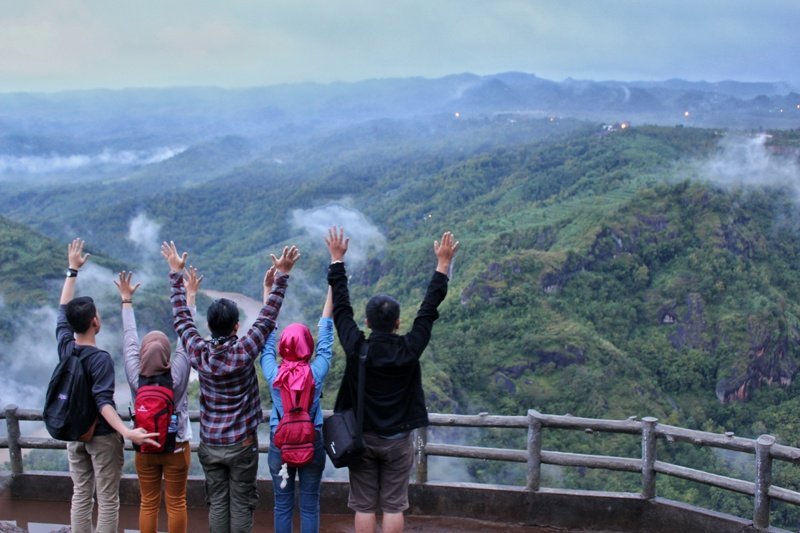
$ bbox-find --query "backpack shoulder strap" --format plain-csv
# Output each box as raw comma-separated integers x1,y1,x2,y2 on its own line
74,346,102,383
355,341,368,428
75,345,102,362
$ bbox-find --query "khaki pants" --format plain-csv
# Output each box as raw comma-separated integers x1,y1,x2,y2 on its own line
67,432,124,533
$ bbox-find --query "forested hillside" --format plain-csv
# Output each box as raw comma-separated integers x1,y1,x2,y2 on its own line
3,113,800,523
4,123,800,436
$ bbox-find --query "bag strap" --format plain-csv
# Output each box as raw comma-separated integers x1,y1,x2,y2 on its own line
74,346,100,383
355,341,368,437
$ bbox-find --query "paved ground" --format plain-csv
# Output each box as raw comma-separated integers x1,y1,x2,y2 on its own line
0,497,568,532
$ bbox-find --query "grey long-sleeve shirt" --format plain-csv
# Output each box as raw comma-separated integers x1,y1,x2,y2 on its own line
122,306,193,442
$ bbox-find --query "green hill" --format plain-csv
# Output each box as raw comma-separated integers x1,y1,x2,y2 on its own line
4,121,800,523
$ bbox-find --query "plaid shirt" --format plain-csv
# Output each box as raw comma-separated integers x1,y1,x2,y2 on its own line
169,270,288,445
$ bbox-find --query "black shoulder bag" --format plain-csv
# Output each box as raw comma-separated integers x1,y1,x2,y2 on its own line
323,341,367,468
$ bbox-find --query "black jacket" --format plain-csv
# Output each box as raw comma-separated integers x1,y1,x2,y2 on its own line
328,262,449,436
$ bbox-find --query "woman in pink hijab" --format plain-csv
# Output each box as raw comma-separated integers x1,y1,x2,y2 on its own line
261,269,334,533
116,267,203,533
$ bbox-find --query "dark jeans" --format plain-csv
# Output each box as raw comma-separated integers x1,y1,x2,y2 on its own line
198,436,260,533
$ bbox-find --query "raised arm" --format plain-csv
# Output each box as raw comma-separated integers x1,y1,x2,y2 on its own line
115,271,142,394
259,331,278,382
312,286,335,382
403,231,459,357
162,240,188,274
237,246,301,361
171,266,203,398
262,265,276,305
325,226,362,357
60,238,91,305
322,286,333,319
161,241,206,367
185,265,204,308
56,239,92,354
325,226,349,264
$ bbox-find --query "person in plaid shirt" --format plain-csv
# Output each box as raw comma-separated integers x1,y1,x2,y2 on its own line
161,240,300,532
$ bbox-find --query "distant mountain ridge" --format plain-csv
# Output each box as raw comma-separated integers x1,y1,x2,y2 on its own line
0,72,797,160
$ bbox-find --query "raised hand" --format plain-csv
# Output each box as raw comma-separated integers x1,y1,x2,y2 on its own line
67,238,91,270
434,231,460,275
271,245,301,275
161,241,188,273
184,266,204,307
325,226,349,262
262,265,277,304
114,271,141,302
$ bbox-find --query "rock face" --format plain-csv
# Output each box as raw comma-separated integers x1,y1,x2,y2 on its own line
460,260,524,306
459,194,800,408
492,346,587,395
668,293,709,351
716,323,799,403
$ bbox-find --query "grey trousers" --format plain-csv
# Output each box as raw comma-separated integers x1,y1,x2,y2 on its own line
67,432,124,533
198,436,260,533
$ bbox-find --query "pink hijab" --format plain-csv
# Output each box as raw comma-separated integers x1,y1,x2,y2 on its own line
272,323,315,393
140,331,171,377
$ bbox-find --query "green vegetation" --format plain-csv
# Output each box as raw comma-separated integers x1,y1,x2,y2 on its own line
3,120,800,526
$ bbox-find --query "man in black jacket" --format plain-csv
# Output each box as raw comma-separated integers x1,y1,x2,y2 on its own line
325,226,459,533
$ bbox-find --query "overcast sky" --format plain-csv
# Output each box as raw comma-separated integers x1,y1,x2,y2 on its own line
1,0,797,93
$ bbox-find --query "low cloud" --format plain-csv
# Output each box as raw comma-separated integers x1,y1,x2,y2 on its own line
128,213,162,257
696,133,800,192
0,263,129,412
0,146,185,175
289,203,386,268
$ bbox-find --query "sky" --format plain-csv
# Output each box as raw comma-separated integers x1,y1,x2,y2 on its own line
0,0,798,93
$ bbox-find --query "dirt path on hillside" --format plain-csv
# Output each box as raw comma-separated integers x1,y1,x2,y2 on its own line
202,289,263,331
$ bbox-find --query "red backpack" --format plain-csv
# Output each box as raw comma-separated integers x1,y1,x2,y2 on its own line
133,373,176,453
273,380,316,467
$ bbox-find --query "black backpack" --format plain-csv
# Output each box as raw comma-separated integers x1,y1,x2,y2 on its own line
43,346,100,442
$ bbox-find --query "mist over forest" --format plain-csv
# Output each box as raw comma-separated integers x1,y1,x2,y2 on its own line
2,71,800,524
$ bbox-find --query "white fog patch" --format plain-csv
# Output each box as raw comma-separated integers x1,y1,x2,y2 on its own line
128,213,162,256
77,263,119,302
124,213,162,282
0,146,186,174
1,306,59,392
0,281,129,411
290,203,386,268
696,133,800,191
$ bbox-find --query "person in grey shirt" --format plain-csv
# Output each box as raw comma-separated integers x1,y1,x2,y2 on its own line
117,266,202,533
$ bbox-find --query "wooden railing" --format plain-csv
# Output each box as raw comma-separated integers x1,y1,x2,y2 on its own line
4,405,800,530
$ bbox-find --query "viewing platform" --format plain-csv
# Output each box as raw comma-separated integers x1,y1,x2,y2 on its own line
3,406,799,532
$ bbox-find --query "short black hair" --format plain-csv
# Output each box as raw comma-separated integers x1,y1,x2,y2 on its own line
365,294,400,333
66,296,97,334
207,298,240,338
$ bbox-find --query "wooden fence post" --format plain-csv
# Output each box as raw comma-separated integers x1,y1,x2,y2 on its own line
754,434,775,530
641,417,658,500
527,410,542,491
4,404,23,475
415,426,428,484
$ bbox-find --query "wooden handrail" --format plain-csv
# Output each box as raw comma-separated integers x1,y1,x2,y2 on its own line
5,404,800,530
